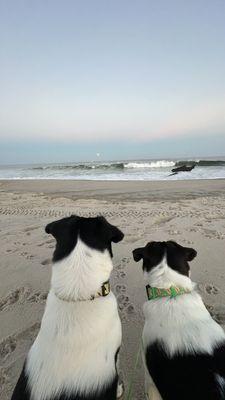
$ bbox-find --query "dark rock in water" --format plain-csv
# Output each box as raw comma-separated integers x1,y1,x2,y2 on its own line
171,164,196,173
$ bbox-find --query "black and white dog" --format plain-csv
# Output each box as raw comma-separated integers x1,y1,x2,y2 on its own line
12,215,124,400
133,240,225,400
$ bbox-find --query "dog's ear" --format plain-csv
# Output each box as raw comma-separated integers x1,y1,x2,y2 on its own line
184,247,197,261
45,216,77,240
45,216,80,262
132,247,144,262
110,225,124,243
45,219,67,240
99,217,124,243
45,220,59,237
167,241,197,262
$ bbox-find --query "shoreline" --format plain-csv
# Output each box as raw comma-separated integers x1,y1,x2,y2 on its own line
1,178,225,201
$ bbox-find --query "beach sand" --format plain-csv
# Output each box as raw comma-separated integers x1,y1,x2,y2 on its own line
1,179,225,399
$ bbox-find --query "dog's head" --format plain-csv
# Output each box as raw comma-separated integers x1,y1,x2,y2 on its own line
46,215,124,262
133,240,197,277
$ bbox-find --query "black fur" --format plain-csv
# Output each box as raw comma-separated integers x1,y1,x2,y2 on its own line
133,240,197,276
11,365,29,400
11,216,123,400
11,364,118,400
146,341,225,400
45,215,124,261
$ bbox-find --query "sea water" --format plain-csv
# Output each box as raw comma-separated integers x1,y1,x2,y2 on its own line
0,158,225,181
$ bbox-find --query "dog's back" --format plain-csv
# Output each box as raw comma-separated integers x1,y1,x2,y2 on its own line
12,216,124,400
12,291,121,400
144,294,225,400
133,240,225,400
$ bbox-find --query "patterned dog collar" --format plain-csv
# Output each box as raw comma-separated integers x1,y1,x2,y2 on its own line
146,285,191,301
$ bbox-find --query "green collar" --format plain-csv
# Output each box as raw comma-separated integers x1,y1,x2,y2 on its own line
146,285,191,301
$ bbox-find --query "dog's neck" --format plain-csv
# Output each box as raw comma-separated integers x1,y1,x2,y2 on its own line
142,258,225,357
143,257,194,291
51,238,113,301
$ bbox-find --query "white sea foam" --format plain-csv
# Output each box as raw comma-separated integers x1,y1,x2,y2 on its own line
124,160,175,169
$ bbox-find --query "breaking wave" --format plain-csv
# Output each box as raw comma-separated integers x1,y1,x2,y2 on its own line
32,163,125,171
31,159,225,172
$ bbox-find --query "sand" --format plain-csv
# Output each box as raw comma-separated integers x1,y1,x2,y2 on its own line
0,179,225,400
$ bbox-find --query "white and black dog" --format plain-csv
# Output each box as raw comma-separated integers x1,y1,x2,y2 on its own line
12,215,124,400
133,240,225,400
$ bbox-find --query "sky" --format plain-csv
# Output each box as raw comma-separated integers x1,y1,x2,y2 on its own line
0,0,225,164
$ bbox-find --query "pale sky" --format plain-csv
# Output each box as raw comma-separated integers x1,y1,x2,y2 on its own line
1,0,225,163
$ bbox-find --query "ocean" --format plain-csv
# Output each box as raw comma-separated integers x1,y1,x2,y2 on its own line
0,158,225,181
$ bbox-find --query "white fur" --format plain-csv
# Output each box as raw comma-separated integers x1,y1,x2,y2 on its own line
52,238,114,301
143,258,225,356
143,258,193,292
142,258,225,398
26,238,122,400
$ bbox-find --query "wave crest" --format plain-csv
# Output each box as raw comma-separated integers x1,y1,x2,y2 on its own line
31,159,225,173
125,160,175,168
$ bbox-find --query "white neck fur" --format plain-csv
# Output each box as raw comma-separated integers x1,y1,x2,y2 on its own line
51,237,113,301
143,257,194,291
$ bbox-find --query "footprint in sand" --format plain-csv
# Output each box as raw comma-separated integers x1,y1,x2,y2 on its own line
206,305,225,325
0,366,9,388
116,257,130,270
126,304,135,314
117,294,130,310
181,239,194,245
41,258,52,266
117,271,126,279
24,226,40,233
0,287,47,312
27,291,48,303
38,239,55,247
6,249,14,253
0,287,31,311
205,284,219,295
0,323,41,363
168,229,181,236
115,258,130,279
115,284,126,295
19,251,35,260
0,337,17,362
0,322,41,395
115,285,135,317
119,295,135,314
